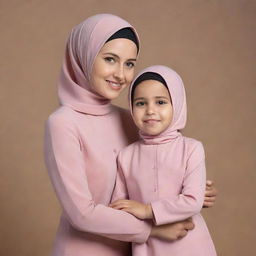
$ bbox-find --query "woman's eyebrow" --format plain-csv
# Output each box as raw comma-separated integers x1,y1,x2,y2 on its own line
102,52,137,61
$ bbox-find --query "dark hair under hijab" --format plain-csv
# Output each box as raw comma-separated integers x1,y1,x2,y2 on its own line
131,72,169,101
105,27,139,51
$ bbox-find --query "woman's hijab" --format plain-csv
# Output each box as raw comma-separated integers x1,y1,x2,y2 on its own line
58,14,139,115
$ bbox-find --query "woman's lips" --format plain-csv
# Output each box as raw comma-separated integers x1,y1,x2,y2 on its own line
106,80,122,90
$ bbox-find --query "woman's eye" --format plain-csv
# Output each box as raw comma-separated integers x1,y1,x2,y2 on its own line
104,57,115,63
126,62,135,68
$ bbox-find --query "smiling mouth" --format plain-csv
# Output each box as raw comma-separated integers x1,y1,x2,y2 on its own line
106,80,123,90
143,119,160,125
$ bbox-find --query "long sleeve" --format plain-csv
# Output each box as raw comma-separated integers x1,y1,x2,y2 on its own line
44,113,151,243
151,142,206,226
111,157,129,203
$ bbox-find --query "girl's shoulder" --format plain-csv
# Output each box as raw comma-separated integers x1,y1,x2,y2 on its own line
118,140,140,162
181,137,205,171
182,136,205,159
183,136,203,147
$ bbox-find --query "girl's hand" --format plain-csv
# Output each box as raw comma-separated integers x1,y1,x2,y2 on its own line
203,180,218,208
151,218,195,241
110,199,153,219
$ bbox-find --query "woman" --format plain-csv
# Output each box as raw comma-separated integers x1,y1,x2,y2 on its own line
44,14,217,256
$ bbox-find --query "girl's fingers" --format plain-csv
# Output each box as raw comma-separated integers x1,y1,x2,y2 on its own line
109,199,127,207
120,208,132,214
111,205,123,210
110,201,132,210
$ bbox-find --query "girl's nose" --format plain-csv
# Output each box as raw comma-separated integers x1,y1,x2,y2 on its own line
146,103,155,115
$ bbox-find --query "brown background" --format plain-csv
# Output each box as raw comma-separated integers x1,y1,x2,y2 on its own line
1,0,255,255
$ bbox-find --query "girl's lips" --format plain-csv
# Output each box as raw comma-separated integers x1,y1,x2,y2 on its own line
143,119,160,125
106,80,122,90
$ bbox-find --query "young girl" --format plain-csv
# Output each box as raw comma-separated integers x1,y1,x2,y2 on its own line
110,65,217,255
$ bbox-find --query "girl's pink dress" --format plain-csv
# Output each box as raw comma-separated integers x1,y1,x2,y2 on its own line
112,66,217,256
44,14,151,256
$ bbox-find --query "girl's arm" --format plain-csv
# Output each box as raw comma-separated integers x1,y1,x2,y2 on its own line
151,142,205,225
111,151,195,240
111,142,206,226
44,113,151,243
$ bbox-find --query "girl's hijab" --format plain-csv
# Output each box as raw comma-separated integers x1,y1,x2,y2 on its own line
129,65,187,144
58,14,139,115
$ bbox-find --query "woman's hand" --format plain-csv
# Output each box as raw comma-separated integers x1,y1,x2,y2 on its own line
203,180,218,208
110,199,153,219
150,218,195,241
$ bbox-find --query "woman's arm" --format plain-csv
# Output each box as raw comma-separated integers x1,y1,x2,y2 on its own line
111,156,129,203
150,218,195,241
44,113,151,243
203,180,218,208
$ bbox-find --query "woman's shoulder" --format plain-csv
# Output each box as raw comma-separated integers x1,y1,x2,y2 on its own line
111,104,130,116
46,106,78,128
112,104,139,143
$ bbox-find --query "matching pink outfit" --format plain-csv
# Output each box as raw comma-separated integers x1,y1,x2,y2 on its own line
44,14,151,256
112,66,217,256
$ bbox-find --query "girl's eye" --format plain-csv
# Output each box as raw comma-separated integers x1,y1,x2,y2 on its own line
126,62,135,68
104,57,115,63
157,100,167,105
134,101,145,107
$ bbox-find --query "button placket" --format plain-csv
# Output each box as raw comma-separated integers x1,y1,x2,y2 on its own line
153,145,158,194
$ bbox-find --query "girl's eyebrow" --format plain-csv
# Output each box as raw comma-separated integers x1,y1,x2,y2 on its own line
102,52,137,62
134,96,170,101
155,96,170,100
133,97,145,101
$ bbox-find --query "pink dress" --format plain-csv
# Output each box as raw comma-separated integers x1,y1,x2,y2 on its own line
112,65,217,256
45,105,150,256
44,14,151,256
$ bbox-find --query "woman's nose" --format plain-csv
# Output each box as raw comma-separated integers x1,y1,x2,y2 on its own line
114,65,125,81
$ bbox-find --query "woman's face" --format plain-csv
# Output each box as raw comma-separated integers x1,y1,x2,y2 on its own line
132,80,173,136
91,38,137,100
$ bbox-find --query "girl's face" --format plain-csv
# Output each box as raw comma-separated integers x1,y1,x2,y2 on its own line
91,38,137,100
132,80,173,136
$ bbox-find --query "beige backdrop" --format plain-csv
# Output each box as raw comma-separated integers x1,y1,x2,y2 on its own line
1,0,255,255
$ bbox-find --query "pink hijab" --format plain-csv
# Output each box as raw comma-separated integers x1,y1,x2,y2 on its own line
129,65,187,144
58,14,139,115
